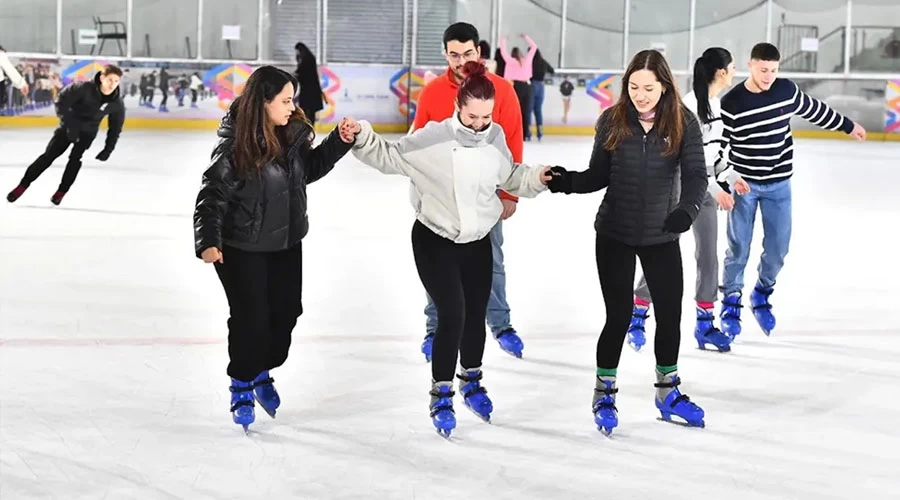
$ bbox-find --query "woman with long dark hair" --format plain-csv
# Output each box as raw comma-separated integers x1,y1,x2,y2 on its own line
628,47,750,354
193,65,354,432
293,42,324,126
345,61,551,438
547,50,709,435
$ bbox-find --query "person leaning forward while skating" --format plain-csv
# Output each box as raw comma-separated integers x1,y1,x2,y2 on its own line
344,61,552,437
412,21,527,361
6,65,125,206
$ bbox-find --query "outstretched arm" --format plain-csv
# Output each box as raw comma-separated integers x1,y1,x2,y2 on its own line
791,80,858,135
299,125,354,184
351,120,417,177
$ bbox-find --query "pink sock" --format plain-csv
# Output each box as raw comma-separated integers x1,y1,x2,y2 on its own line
696,301,714,310
634,297,651,307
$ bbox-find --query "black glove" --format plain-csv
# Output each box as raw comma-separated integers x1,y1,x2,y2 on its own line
547,166,572,193
663,208,692,233
95,148,112,161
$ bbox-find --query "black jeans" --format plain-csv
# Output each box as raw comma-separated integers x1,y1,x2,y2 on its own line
595,233,683,369
411,221,492,383
20,127,96,192
214,243,304,382
512,80,533,139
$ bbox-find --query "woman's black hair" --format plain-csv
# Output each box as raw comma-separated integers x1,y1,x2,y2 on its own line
692,47,733,124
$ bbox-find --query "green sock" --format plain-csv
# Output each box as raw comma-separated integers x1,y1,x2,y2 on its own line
596,367,618,377
656,364,678,375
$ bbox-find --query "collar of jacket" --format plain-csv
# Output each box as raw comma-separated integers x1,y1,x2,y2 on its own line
449,113,493,147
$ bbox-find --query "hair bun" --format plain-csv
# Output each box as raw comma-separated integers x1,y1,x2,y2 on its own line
461,60,487,79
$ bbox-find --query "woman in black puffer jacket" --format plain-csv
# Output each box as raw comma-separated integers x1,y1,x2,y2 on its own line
193,65,354,432
547,50,708,435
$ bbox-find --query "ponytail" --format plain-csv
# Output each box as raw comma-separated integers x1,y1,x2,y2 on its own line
692,57,712,124
692,47,733,125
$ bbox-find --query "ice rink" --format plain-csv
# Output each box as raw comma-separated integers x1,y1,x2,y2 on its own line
1,127,898,499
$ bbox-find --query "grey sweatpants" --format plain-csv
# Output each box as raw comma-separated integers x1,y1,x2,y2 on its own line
635,191,719,304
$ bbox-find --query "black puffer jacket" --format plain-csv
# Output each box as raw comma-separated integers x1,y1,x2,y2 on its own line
193,111,352,257
55,71,126,150
551,104,707,246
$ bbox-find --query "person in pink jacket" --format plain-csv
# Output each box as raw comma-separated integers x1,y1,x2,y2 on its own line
499,33,537,139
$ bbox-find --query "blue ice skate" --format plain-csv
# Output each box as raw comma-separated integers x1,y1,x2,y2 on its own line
421,332,434,362
429,383,456,438
495,328,524,358
252,370,280,418
229,378,256,433
457,369,493,423
592,378,618,435
627,304,650,352
422,332,434,363
654,374,705,428
750,283,776,335
694,307,732,352
720,292,743,338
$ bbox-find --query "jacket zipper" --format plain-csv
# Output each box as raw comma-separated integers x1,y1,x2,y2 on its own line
637,133,648,245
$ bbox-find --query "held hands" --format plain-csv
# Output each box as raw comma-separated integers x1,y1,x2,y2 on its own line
201,247,223,264
715,191,735,211
545,166,572,193
338,117,361,144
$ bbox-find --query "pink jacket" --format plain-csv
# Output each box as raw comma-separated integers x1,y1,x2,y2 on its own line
499,35,538,82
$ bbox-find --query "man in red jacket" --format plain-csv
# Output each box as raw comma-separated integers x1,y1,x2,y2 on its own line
411,22,526,362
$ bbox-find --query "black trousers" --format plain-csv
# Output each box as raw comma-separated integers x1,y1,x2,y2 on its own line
512,80,533,139
595,233,683,369
411,221,492,383
214,243,304,382
20,127,96,192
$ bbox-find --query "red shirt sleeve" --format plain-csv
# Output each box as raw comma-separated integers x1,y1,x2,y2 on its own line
412,84,434,131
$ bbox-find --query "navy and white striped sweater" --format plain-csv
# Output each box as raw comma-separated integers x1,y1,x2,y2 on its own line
720,78,855,183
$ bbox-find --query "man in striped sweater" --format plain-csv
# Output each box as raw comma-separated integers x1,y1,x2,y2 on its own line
718,42,866,337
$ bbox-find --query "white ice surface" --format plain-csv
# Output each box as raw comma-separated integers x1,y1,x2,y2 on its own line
0,128,898,500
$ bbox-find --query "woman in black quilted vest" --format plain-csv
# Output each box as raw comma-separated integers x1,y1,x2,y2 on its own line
547,49,708,435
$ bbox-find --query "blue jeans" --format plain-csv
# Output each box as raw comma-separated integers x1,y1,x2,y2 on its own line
530,80,545,137
722,179,792,294
425,222,511,336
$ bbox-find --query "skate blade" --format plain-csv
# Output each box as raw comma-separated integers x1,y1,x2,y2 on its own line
464,404,492,423
696,342,731,353
656,416,705,429
627,341,643,352
253,394,277,418
435,428,453,439
598,426,615,437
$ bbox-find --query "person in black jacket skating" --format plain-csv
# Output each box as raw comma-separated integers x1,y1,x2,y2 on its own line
547,50,709,435
193,65,355,432
6,65,125,206
293,42,323,126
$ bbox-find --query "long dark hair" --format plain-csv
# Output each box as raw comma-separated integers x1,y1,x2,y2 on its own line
692,47,732,124
604,49,684,157
232,65,307,177
294,42,316,71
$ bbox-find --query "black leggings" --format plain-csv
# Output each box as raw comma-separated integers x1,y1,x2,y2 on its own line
411,220,492,383
214,243,304,382
595,233,683,369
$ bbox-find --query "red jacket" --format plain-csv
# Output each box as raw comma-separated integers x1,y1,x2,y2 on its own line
412,67,524,201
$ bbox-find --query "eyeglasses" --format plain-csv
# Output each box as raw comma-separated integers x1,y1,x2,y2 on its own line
446,50,478,62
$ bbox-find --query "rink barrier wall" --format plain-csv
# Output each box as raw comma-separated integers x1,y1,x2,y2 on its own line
1,117,897,141
1,60,899,140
